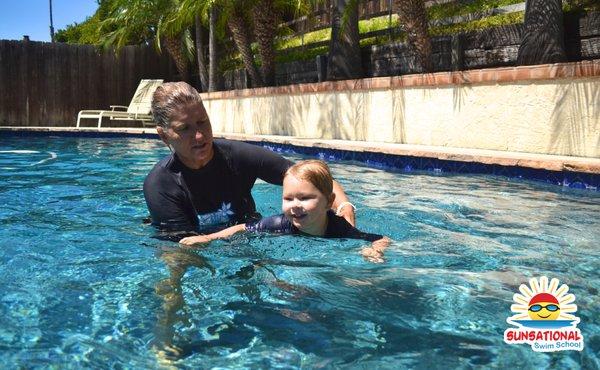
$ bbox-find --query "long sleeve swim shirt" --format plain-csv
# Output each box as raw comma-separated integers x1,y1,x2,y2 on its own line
144,139,293,234
245,210,383,242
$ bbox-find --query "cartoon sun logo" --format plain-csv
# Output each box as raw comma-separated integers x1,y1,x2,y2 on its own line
507,276,578,328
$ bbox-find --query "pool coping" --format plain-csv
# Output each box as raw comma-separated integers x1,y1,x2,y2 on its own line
199,60,600,100
2,126,599,175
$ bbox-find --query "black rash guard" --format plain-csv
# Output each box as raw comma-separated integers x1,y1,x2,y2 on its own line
144,139,293,233
245,210,383,242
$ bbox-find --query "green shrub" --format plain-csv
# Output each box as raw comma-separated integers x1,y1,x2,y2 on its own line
276,45,329,63
276,28,331,50
427,0,524,20
359,15,399,33
429,11,524,36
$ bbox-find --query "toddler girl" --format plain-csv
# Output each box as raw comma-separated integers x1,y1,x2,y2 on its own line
180,160,389,262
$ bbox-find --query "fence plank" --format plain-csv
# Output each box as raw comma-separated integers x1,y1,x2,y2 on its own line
0,40,175,127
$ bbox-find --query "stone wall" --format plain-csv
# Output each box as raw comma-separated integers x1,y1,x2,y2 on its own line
203,61,600,159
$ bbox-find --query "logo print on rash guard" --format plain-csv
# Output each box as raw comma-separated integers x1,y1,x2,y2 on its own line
198,202,235,228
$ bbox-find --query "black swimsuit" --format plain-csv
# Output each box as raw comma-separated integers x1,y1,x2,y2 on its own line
246,210,383,242
144,139,293,233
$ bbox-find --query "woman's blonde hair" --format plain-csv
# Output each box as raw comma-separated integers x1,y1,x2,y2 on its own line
151,82,203,127
284,160,333,197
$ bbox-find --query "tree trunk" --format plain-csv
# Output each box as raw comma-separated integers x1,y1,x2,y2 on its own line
227,13,264,87
252,0,279,86
195,15,209,92
208,6,220,92
164,34,189,81
395,0,433,72
517,0,566,65
327,0,362,80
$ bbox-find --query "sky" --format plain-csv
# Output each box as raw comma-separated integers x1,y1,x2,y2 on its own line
0,0,98,42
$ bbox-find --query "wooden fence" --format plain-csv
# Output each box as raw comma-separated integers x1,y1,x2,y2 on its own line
0,40,176,127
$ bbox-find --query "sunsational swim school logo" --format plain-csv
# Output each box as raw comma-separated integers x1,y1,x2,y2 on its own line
504,276,584,352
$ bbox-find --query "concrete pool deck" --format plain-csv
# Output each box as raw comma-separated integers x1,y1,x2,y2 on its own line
1,126,599,174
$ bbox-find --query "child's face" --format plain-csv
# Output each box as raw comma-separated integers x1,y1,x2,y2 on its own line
282,174,333,235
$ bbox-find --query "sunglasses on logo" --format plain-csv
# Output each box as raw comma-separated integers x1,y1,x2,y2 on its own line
528,304,559,312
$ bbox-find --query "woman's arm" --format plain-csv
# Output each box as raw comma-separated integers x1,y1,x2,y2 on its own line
360,236,391,263
179,224,246,246
332,180,356,226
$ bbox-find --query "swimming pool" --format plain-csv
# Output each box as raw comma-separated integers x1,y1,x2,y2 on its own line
0,135,598,368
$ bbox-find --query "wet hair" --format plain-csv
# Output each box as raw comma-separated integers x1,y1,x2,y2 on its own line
284,160,333,197
151,82,203,127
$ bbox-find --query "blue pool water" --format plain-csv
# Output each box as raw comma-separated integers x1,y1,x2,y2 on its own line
0,136,599,369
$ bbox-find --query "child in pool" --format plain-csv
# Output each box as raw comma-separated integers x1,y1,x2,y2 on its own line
179,160,389,262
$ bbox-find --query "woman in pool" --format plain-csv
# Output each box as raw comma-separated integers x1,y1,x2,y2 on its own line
180,160,390,262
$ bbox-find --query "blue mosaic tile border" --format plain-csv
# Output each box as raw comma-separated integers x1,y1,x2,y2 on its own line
1,129,598,192
257,142,600,192
0,129,158,139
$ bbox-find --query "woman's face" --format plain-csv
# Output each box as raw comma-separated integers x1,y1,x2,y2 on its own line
158,101,214,169
282,174,333,236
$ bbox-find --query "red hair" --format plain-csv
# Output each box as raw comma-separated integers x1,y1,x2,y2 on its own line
284,160,333,197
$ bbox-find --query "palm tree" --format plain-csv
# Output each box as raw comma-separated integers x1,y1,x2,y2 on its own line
170,0,222,90
99,0,193,81
208,5,221,92
173,0,315,88
251,0,316,86
159,31,192,82
517,0,566,65
195,15,209,91
327,0,363,80
394,0,433,72
225,1,264,87
251,0,280,86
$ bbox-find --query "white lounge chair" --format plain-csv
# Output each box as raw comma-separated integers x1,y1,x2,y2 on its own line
76,79,163,128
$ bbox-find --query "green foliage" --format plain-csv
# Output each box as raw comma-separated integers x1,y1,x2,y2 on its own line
274,0,529,54
563,0,600,12
57,0,597,75
339,0,359,33
265,9,526,68
55,0,113,44
358,15,398,34
276,27,330,49
276,14,396,51
359,33,402,48
429,11,524,36
276,45,328,63
427,0,523,20
220,54,244,71
100,0,168,50
55,23,83,43
272,8,524,60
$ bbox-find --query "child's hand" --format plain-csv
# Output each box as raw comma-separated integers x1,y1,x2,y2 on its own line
360,237,390,263
179,235,212,246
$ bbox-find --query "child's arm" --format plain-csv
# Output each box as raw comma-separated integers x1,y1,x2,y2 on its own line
179,224,247,246
360,236,391,263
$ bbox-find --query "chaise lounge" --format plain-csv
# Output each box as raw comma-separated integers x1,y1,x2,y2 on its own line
76,79,163,128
